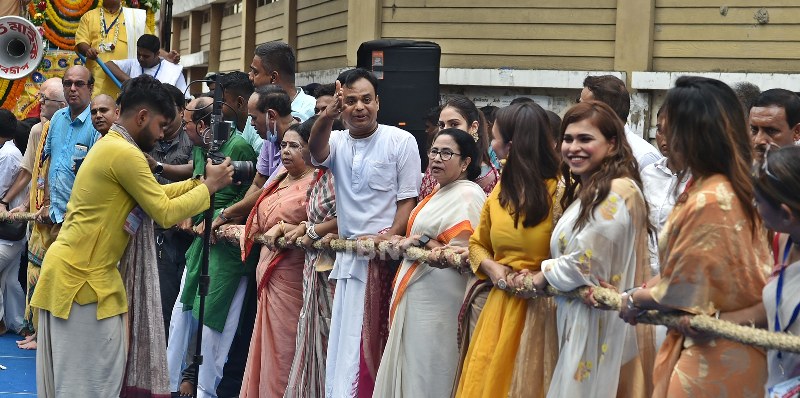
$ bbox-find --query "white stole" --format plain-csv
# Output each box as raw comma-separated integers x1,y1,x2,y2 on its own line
123,8,146,59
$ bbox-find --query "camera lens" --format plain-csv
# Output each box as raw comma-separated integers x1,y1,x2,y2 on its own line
231,160,255,184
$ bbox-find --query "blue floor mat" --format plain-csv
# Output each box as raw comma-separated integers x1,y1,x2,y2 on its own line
0,333,36,397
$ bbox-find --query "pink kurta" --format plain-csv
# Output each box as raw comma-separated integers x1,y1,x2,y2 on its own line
240,171,314,398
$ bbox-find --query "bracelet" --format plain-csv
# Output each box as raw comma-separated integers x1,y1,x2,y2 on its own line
306,222,321,240
624,287,642,311
218,207,231,223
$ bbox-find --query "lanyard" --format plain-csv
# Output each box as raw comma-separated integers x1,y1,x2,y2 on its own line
102,11,122,35
775,237,798,359
149,61,162,79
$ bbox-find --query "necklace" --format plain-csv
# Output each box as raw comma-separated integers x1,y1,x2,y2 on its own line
280,167,313,187
99,7,122,53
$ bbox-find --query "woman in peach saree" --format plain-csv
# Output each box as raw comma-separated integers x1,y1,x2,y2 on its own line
619,76,772,398
238,125,316,398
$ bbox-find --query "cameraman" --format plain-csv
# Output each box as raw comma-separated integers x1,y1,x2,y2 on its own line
166,96,258,398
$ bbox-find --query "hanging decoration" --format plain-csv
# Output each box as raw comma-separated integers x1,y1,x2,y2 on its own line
2,0,160,117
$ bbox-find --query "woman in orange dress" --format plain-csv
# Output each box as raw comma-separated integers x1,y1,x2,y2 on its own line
619,76,772,398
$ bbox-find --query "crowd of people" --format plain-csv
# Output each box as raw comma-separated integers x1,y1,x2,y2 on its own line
0,6,800,397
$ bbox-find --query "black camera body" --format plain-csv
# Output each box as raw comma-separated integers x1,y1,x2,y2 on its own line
208,115,255,184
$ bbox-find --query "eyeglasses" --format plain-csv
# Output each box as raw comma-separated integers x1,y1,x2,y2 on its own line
62,80,89,88
761,143,780,181
38,94,65,105
428,148,461,161
279,141,304,150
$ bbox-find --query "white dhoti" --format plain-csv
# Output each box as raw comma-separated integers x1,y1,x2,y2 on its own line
167,267,199,391
325,277,366,398
0,240,25,332
36,303,126,398
197,276,247,398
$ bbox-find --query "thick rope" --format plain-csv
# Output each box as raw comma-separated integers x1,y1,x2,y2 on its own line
0,212,36,222
7,211,800,354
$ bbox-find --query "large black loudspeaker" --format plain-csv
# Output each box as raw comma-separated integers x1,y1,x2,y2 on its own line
357,40,440,171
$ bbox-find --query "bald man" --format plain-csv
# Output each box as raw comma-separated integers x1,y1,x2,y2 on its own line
91,94,120,136
2,78,66,213
3,77,67,347
13,67,102,349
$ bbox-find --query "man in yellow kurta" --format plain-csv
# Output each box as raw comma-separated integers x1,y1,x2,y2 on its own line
74,0,153,98
30,75,235,397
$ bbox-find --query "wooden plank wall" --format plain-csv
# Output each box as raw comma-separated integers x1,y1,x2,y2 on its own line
653,0,800,72
296,0,347,72
220,13,243,72
179,24,190,55
200,19,211,52
255,1,285,44
380,0,617,70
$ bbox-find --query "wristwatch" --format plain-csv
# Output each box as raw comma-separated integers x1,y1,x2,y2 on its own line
417,235,431,247
154,162,164,175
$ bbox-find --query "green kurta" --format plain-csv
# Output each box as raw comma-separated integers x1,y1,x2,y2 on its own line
179,134,257,332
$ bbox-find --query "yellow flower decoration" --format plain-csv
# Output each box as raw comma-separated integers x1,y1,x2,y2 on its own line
574,361,592,381
578,249,593,274
558,232,567,253
610,274,621,284
696,193,707,209
600,195,619,220
715,183,734,211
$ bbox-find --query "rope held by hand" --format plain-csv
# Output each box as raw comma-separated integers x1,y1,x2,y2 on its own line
6,214,798,354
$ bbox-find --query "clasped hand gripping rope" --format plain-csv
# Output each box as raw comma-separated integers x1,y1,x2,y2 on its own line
4,210,799,354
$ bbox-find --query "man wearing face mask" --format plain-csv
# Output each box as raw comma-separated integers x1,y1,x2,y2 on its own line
166,97,257,398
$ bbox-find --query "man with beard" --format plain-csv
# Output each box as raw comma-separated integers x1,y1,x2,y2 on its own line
750,88,800,162
166,96,257,398
31,75,234,397
90,94,120,136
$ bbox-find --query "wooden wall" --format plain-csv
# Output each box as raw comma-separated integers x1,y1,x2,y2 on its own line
653,0,800,72
179,23,190,56
219,13,243,72
177,0,800,78
295,0,348,72
200,18,210,52
380,0,617,71
255,1,285,44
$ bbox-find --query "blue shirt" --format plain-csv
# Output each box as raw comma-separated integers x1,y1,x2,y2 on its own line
43,105,101,223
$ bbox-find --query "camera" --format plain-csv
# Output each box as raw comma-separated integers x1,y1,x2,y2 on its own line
208,117,255,184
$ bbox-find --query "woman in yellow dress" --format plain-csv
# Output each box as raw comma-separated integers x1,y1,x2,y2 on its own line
455,102,560,398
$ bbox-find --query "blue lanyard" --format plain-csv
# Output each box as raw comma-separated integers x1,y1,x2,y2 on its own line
150,61,162,79
775,237,798,359
102,11,122,35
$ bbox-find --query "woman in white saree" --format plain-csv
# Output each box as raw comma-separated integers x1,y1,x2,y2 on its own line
373,128,487,398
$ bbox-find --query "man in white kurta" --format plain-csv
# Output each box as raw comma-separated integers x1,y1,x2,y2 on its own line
309,69,421,397
107,34,189,98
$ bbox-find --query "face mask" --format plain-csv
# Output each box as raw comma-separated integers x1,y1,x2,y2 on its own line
265,113,278,144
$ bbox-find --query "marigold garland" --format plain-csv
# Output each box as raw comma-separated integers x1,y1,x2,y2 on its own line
0,80,28,112
51,0,95,18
